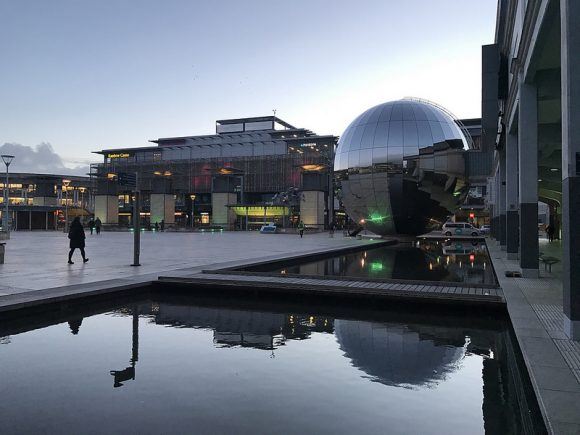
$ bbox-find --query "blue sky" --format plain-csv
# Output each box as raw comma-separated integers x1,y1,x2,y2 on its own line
0,0,497,168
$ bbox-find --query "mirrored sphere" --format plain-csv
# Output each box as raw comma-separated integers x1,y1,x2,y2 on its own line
334,99,470,235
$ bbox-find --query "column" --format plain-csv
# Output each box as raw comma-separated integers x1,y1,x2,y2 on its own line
499,148,507,249
491,168,500,241
150,194,175,225
561,0,580,339
94,195,119,224
301,191,325,229
211,192,236,229
505,132,519,259
518,79,539,278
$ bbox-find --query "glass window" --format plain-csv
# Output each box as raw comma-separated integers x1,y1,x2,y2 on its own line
373,122,389,148
378,103,393,122
390,103,403,121
372,147,388,164
387,121,403,148
402,103,415,120
387,146,404,163
339,127,356,152
349,125,365,151
440,121,457,140
429,121,445,143
416,121,433,148
366,105,383,125
348,151,360,167
422,105,439,122
403,121,418,149
412,103,429,121
358,107,375,125
360,123,377,149
359,149,373,167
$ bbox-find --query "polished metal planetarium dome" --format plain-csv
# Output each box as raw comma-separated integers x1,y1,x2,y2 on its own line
334,98,470,235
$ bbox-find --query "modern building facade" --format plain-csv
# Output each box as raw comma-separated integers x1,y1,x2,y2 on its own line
93,116,338,230
0,173,92,231
485,0,579,338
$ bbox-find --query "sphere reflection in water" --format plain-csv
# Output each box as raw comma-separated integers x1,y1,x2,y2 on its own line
335,319,465,388
334,98,471,235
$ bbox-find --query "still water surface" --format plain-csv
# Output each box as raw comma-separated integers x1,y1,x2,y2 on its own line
0,294,540,434
245,240,497,285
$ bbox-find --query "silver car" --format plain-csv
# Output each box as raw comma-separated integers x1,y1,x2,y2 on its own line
441,222,480,237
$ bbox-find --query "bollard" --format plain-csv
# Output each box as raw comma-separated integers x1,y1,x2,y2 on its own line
0,243,5,264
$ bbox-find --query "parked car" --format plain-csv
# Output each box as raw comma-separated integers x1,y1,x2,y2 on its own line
480,224,491,235
441,222,480,237
259,223,277,234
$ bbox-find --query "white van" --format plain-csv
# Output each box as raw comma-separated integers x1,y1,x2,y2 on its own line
441,222,480,237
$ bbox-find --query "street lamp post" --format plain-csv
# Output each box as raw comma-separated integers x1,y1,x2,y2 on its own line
190,194,196,229
62,179,71,232
1,155,15,233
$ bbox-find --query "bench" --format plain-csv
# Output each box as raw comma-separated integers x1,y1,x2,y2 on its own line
540,256,559,272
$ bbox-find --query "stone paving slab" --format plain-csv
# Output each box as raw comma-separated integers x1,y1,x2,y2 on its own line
488,240,580,435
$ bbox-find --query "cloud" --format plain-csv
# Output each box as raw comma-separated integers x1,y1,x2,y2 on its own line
0,142,89,176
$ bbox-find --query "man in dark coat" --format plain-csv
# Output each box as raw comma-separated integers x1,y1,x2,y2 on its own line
68,217,89,264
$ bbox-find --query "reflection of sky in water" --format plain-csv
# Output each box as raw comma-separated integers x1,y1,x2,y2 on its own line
264,240,496,285
0,299,537,434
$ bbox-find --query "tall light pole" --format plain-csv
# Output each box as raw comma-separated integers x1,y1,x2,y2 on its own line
62,179,71,232
190,194,196,229
1,155,15,233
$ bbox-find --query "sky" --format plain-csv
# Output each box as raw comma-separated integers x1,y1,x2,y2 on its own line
0,0,497,173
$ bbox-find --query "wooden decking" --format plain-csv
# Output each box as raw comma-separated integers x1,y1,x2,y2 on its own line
158,272,505,307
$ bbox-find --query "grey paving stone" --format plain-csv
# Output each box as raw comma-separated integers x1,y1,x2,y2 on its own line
550,421,580,435
530,365,580,393
519,336,569,368
540,389,580,424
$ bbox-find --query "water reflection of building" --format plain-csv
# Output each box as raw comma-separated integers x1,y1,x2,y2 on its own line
278,240,496,285
151,304,333,351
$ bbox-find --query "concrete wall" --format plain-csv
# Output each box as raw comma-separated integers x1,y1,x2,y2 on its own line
211,192,236,228
94,195,118,224
301,190,325,228
151,194,175,224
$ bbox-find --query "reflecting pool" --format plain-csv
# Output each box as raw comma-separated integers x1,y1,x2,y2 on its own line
0,293,542,434
243,240,496,285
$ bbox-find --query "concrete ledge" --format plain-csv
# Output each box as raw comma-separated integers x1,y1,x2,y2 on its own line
522,268,540,278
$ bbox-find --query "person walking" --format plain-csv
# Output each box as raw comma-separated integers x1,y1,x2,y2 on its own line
88,218,95,235
68,217,89,264
546,224,555,242
298,220,305,238
160,219,165,232
329,220,335,238
95,217,102,235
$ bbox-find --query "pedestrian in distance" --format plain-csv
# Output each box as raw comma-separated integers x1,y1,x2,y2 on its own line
298,220,305,238
68,217,89,264
95,217,102,235
88,218,95,235
329,220,335,238
546,224,555,243
160,219,165,232
154,221,159,232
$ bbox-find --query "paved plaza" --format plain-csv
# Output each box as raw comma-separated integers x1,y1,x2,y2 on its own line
0,230,373,296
